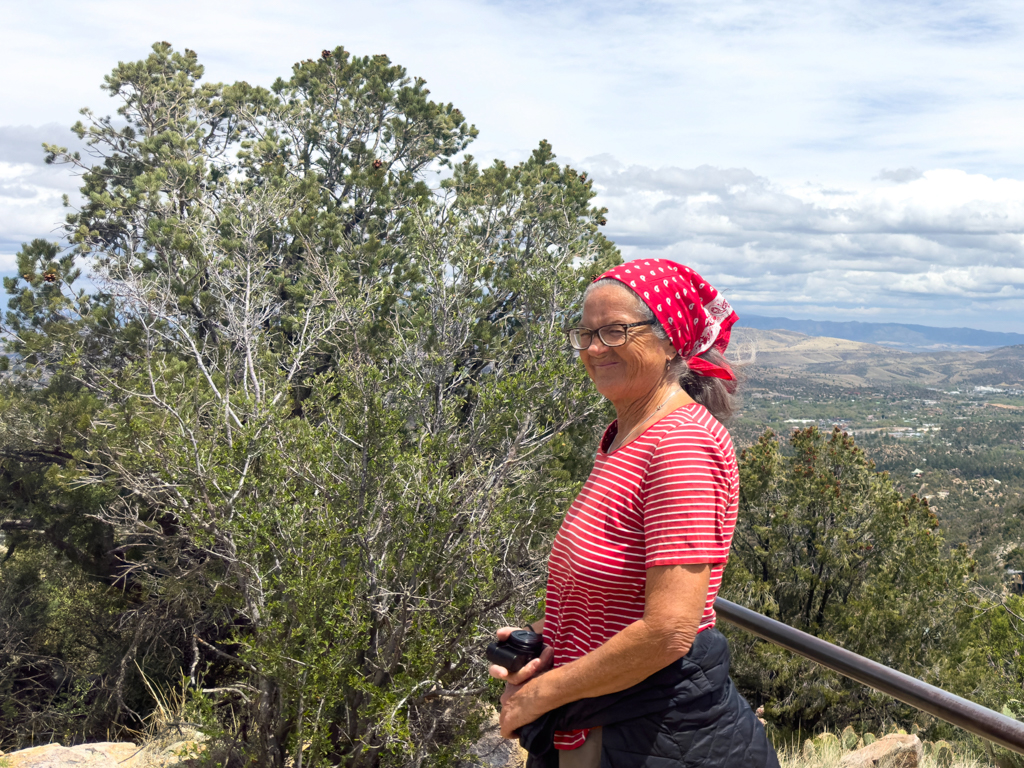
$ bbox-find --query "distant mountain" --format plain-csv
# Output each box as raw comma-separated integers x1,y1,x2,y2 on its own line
731,327,1024,388
737,314,1024,352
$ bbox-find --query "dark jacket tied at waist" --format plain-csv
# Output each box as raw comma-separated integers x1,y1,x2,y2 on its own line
518,628,780,768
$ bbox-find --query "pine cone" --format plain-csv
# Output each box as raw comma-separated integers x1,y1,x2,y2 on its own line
373,159,383,170
322,49,331,59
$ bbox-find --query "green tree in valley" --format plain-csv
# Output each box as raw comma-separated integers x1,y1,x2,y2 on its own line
722,427,974,733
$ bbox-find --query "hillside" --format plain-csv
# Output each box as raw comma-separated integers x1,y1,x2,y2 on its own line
732,328,1024,389
729,327,1024,591
739,314,1024,352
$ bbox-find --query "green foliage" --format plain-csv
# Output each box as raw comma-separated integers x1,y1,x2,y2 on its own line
840,726,858,750
1003,548,1024,572
0,42,617,766
722,427,976,732
8,40,1019,768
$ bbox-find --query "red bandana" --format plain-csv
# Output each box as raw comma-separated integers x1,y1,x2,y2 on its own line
593,259,737,380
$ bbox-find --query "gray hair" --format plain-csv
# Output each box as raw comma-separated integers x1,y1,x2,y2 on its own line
584,278,741,422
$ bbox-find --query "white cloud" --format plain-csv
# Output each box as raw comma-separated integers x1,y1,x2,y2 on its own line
0,157,80,267
3,0,1024,328
0,125,86,270
876,167,924,183
586,160,1024,331
3,0,1024,182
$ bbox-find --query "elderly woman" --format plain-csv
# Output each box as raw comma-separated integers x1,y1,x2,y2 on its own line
489,259,778,768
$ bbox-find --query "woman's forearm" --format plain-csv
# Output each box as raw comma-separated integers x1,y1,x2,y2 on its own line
510,564,710,724
524,614,695,715
499,564,710,736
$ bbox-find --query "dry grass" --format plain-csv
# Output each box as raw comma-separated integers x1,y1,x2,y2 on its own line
773,730,992,768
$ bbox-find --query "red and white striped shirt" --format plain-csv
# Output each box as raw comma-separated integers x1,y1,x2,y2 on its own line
543,403,739,750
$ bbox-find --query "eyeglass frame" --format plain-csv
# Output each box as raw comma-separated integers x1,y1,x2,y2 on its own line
564,319,656,350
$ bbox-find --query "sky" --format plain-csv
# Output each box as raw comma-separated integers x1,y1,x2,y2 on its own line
3,0,1024,330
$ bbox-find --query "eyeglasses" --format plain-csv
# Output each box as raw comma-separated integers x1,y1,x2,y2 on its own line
564,320,656,350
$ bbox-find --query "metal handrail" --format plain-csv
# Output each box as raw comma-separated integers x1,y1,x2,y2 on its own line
715,597,1024,755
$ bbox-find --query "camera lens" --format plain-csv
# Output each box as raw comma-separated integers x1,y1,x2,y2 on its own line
504,629,543,656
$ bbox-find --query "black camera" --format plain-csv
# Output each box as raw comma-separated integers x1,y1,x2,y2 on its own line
486,629,544,674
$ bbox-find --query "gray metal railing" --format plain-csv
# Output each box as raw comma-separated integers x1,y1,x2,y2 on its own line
715,597,1024,755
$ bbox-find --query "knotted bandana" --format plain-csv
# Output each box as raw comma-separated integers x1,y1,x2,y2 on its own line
593,259,737,380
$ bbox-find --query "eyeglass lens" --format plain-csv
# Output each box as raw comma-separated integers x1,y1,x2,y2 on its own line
568,325,628,350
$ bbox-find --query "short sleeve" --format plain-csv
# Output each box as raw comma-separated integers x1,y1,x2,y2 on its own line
641,424,734,568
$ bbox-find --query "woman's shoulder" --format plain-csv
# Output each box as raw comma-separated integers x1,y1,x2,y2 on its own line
659,402,727,432
650,403,734,452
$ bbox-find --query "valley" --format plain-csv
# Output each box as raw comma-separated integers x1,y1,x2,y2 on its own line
731,328,1024,589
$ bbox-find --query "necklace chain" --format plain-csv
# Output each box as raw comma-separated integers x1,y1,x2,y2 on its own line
610,389,682,453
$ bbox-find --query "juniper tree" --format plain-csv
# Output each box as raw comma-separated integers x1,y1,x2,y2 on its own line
0,42,617,766
721,427,975,734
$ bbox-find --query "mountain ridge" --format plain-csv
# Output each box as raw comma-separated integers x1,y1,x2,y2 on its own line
731,327,1024,388
737,314,1024,352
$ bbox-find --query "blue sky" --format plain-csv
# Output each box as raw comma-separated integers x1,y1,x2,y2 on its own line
3,0,1024,330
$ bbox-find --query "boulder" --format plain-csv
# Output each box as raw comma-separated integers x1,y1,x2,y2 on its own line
839,733,923,768
2,742,140,767
0,738,207,768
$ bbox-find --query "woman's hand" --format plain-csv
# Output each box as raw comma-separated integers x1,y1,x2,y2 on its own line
493,565,711,741
487,626,554,686
488,625,554,739
498,678,546,739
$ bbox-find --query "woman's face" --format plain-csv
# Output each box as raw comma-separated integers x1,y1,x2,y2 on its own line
579,283,679,405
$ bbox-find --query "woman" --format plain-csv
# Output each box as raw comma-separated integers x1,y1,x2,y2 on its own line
489,259,778,768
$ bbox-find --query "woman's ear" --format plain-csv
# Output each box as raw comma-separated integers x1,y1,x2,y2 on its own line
663,339,680,364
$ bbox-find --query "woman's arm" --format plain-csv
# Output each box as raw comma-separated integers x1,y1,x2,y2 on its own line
498,563,710,739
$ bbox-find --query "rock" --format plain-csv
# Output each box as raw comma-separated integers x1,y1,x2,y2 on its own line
0,736,210,768
133,739,208,767
839,733,923,768
2,742,140,767
460,710,528,768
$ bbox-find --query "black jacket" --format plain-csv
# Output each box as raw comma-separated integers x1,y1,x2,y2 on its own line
518,628,779,767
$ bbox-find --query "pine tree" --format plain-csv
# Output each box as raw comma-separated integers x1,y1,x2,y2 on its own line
0,42,618,766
